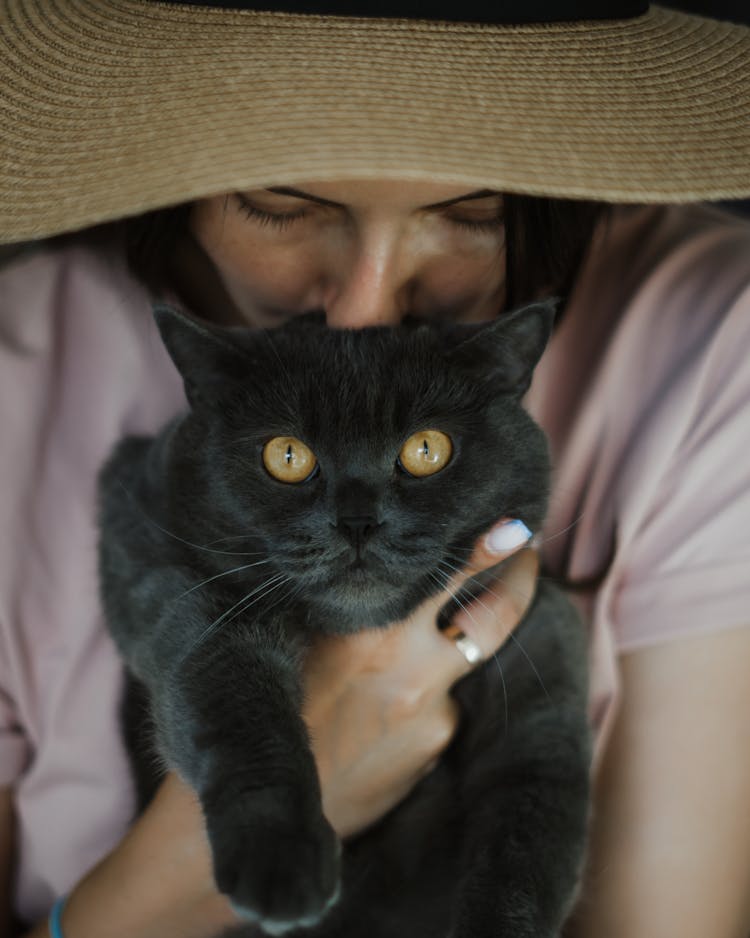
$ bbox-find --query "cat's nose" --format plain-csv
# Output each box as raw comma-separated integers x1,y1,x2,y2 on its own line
337,515,380,547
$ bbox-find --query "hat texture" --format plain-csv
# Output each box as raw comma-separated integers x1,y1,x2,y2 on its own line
2,0,750,242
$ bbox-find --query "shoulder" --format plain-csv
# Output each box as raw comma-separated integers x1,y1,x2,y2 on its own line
0,240,185,599
586,202,750,290
0,242,184,829
547,204,750,456
1,240,150,354
0,240,185,427
570,204,750,364
532,206,750,736
533,204,750,614
581,205,750,458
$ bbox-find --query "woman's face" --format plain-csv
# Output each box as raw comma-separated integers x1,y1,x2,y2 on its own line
189,180,506,329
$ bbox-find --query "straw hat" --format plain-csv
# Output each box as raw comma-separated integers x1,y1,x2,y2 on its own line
1,0,749,243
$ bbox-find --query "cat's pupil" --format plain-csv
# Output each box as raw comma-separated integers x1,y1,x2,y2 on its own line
421,440,429,457
285,445,293,464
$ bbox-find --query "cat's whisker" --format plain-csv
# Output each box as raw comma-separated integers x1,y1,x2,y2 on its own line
534,512,586,546
431,567,484,637
217,573,292,629
205,575,295,643
429,567,451,591
442,556,536,609
426,569,448,598
183,572,289,659
173,559,273,603
437,559,551,702
429,569,509,734
200,534,266,551
275,578,307,613
419,570,450,612
490,651,510,737
251,577,300,619
439,556,535,626
443,545,479,556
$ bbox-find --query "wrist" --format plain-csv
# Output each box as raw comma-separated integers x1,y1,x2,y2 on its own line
30,776,239,938
56,871,237,938
48,897,66,938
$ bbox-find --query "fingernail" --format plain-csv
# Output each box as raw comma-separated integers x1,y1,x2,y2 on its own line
484,519,533,553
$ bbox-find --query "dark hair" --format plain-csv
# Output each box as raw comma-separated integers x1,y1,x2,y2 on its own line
52,193,607,316
502,194,606,310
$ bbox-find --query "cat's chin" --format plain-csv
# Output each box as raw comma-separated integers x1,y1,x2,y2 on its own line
306,568,410,631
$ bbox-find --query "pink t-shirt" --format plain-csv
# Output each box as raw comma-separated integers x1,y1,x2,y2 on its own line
1,204,749,925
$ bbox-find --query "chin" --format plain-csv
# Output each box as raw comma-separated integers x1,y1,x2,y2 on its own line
309,569,409,632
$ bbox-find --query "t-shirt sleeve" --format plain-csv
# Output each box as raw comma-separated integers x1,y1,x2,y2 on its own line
0,250,42,788
609,277,750,652
0,672,29,786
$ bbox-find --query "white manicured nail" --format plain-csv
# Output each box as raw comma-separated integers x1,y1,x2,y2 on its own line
484,519,533,553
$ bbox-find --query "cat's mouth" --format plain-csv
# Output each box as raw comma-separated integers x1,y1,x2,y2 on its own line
347,562,395,593
342,557,384,582
326,553,398,593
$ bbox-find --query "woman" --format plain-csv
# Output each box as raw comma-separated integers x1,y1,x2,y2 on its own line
1,3,750,937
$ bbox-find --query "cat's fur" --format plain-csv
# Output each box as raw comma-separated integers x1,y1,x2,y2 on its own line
97,302,591,938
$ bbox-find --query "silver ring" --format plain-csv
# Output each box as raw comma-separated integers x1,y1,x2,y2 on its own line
440,621,484,665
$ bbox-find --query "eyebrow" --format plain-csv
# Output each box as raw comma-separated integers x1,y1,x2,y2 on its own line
264,186,500,210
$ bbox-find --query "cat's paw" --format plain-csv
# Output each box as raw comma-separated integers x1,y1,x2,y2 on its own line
210,809,342,934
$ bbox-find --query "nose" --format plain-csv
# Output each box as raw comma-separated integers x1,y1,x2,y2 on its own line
323,231,414,329
337,515,381,548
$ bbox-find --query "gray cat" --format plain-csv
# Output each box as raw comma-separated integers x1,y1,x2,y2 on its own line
97,301,590,937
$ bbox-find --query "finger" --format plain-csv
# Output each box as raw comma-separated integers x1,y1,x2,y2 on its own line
437,548,539,682
437,517,535,628
436,517,534,597
393,517,533,669
407,517,534,630
462,518,535,579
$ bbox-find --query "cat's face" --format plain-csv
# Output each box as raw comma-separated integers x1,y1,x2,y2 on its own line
155,304,553,629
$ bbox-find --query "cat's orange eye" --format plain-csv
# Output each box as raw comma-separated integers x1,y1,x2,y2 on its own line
398,430,453,478
263,436,318,484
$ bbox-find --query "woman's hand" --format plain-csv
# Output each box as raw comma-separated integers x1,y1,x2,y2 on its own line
303,519,538,839
20,773,237,938
28,520,536,938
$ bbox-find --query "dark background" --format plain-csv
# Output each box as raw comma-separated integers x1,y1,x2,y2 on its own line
662,1,748,24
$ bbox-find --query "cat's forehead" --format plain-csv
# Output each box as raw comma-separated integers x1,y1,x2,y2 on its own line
273,322,453,384
254,327,481,461
285,327,463,414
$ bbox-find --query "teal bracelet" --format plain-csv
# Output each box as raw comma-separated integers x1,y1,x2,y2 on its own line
48,896,67,938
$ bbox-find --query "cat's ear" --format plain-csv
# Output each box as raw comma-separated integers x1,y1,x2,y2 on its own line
446,299,558,396
153,304,248,407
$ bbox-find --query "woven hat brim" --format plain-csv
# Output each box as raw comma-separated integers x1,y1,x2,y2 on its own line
2,0,750,243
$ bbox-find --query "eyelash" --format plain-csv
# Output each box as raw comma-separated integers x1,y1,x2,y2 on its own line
450,215,505,233
236,197,306,230
235,194,504,234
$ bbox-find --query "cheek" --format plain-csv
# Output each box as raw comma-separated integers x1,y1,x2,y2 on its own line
425,249,505,294
416,251,506,320
405,219,507,319
190,199,323,318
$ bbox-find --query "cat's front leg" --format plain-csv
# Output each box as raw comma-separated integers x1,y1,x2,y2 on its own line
149,615,341,935
203,768,341,936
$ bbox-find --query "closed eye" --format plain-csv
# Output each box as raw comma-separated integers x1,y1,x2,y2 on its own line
236,194,307,230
